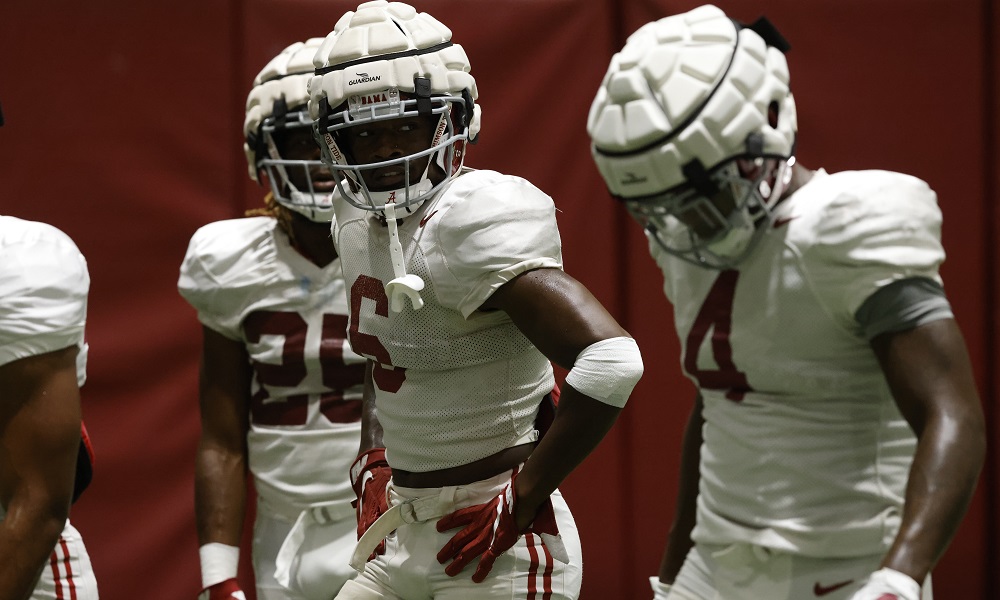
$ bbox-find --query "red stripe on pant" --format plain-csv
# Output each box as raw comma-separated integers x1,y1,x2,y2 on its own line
541,541,554,600
524,533,554,600
48,536,78,600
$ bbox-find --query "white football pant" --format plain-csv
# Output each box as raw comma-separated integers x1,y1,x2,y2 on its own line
667,542,932,600
337,471,583,599
30,520,99,600
253,509,356,600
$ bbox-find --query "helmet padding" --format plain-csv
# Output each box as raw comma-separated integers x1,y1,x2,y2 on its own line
244,38,335,223
588,4,796,200
308,1,481,215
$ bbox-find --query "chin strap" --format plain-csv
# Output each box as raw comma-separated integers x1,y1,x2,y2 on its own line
287,189,335,222
359,157,435,215
383,202,425,312
363,178,433,215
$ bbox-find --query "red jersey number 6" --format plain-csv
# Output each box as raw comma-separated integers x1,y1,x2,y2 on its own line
349,274,406,393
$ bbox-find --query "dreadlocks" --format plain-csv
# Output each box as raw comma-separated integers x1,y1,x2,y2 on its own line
245,192,297,246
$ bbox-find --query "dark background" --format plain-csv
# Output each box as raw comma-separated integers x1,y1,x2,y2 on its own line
1,1,996,598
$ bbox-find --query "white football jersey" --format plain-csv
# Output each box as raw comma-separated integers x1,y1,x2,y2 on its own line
0,216,89,385
333,169,562,472
650,170,945,558
179,217,365,520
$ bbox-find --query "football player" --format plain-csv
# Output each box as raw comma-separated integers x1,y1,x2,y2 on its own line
0,215,99,600
586,5,986,600
178,39,366,600
307,2,644,598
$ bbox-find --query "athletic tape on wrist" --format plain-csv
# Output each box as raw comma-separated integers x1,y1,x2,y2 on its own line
199,542,239,588
869,567,921,600
649,576,673,600
564,336,643,407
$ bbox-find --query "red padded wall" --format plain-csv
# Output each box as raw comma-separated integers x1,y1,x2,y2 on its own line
0,1,994,599
986,0,1000,596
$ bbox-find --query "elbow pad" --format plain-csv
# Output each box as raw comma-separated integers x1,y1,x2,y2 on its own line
564,336,643,408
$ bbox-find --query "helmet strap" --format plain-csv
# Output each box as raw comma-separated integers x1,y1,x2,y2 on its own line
414,76,433,116
681,159,719,198
383,201,425,312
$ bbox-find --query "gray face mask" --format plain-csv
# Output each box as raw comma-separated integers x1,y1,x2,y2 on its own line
260,111,336,223
628,156,795,270
318,93,470,219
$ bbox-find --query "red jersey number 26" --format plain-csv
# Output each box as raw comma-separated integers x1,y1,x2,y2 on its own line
243,311,365,425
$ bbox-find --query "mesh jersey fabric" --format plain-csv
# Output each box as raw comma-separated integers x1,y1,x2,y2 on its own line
178,216,365,519
649,169,947,557
332,168,563,472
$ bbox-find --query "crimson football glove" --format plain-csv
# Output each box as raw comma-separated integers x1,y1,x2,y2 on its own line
435,470,568,583
197,578,245,600
848,568,920,600
350,448,392,560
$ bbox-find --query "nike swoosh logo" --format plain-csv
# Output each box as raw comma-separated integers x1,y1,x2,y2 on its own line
772,215,797,228
813,579,854,596
419,210,439,227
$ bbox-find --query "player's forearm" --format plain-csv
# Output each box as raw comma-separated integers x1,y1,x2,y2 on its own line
359,361,384,452
659,397,703,583
0,500,67,600
359,415,384,454
881,409,985,583
514,386,621,526
0,547,47,600
194,444,248,546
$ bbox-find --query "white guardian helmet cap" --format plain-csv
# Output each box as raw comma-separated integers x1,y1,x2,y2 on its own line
588,4,797,269
244,38,336,223
308,0,481,217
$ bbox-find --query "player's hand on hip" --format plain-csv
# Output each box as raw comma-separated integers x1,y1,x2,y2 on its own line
350,448,392,560
198,578,246,600
435,469,568,582
848,568,921,600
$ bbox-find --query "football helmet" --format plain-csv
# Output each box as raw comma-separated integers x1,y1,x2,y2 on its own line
308,0,481,217
587,4,797,269
244,37,335,223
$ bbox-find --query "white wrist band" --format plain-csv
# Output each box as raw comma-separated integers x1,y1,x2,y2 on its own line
564,336,644,407
869,567,921,600
650,575,673,599
199,542,239,588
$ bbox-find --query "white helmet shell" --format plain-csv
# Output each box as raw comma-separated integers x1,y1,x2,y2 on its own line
307,1,482,215
308,1,480,137
244,38,324,182
244,38,335,223
587,4,796,200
